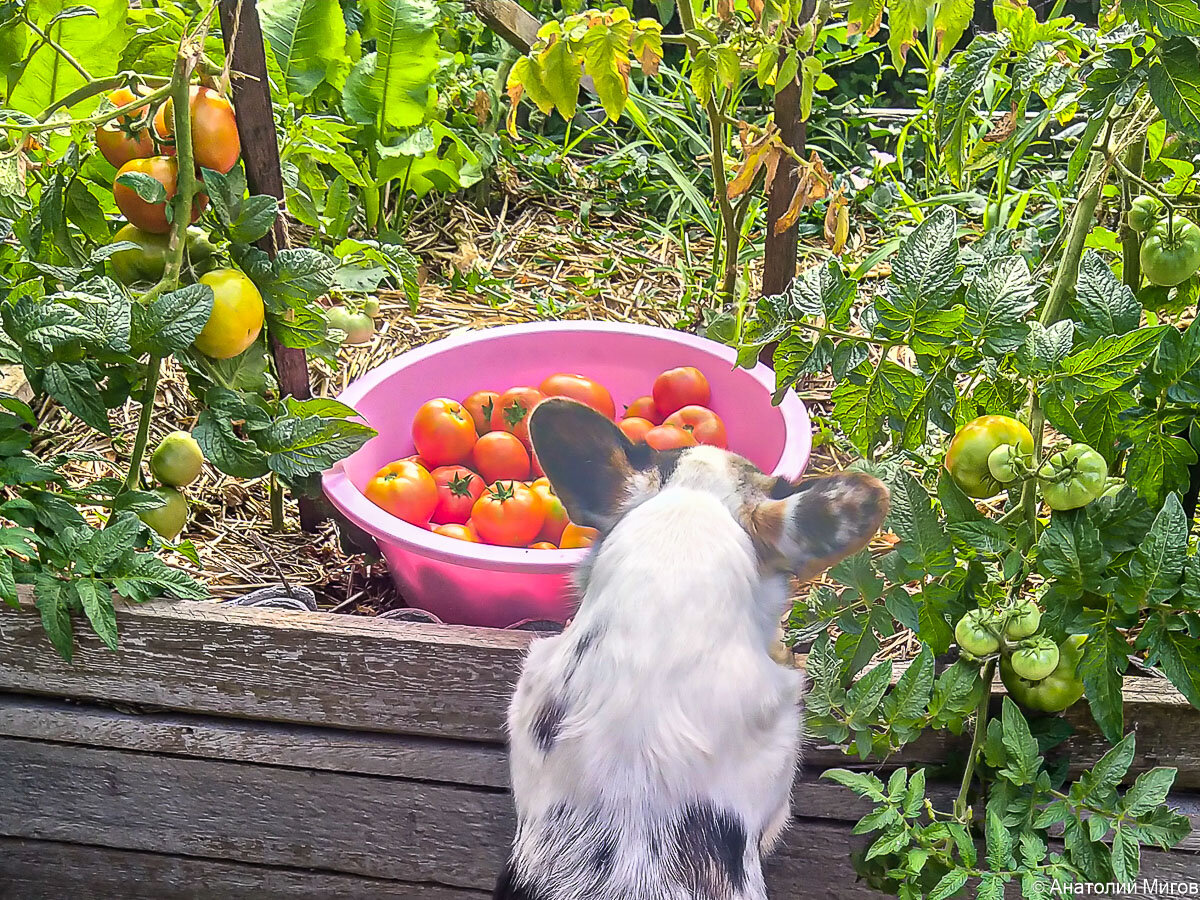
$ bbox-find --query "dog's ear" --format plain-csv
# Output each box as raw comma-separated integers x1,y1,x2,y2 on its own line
529,397,653,530
750,472,889,580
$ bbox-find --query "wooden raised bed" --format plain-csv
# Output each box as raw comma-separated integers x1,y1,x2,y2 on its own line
0,595,1196,898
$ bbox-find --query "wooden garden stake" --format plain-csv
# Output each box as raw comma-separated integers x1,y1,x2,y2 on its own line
217,0,322,532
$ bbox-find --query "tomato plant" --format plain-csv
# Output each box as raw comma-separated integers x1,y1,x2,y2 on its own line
944,415,1034,498
113,155,205,234
155,86,241,174
150,431,204,488
1037,443,1107,511
1127,195,1163,234
193,269,265,360
95,86,154,168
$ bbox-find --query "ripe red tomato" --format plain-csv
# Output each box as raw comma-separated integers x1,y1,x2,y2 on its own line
113,156,207,234
618,417,655,444
560,522,600,549
463,390,498,436
644,423,698,450
653,366,711,418
95,86,154,169
490,387,544,449
412,398,477,466
364,460,437,525
529,541,558,550
429,465,486,525
531,481,568,544
473,431,530,483
432,523,478,542
472,481,545,547
155,86,241,174
624,395,661,424
539,373,616,419
664,405,727,448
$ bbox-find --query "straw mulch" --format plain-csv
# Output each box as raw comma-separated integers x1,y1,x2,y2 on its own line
24,194,899,625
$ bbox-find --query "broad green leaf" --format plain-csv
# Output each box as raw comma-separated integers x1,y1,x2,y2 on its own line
881,646,934,723
581,12,634,121
833,359,924,454
1078,731,1136,802
1050,327,1166,400
1123,767,1178,816
34,572,73,661
1139,614,1200,708
886,471,955,577
934,34,1010,184
963,255,1037,354
42,361,109,433
1125,0,1200,36
933,0,973,61
1111,827,1140,884
341,0,438,131
1125,428,1196,506
928,871,968,900
1071,251,1141,345
260,0,348,97
847,0,884,36
538,36,581,119
1121,493,1187,607
890,206,960,306
262,415,376,480
9,0,127,116
194,409,270,479
888,0,933,73
74,577,117,650
999,697,1041,785
1149,38,1200,139
985,807,1013,870
845,660,893,721
1079,621,1129,743
111,551,206,602
822,768,887,801
131,284,214,356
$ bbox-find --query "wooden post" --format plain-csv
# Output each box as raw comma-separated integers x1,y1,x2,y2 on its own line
217,0,322,532
762,0,817,300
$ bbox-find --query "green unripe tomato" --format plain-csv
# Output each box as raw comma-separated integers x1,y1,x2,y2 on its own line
1128,195,1164,235
138,487,188,540
110,223,170,285
363,297,380,317
1010,636,1061,681
1140,218,1200,287
328,305,376,345
1005,601,1041,640
945,415,1035,498
150,431,204,488
1001,634,1087,713
987,443,1030,484
1038,443,1108,511
955,608,1001,656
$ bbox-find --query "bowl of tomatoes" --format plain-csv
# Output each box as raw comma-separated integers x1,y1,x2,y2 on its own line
321,321,811,628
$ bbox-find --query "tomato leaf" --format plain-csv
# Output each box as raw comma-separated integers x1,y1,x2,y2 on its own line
131,283,214,356
1071,251,1142,345
1149,38,1200,140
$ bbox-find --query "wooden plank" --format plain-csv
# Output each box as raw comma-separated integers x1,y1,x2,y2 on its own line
1,597,1197,778
0,837,489,899
466,0,540,53
0,736,512,890
0,694,510,789
0,597,531,743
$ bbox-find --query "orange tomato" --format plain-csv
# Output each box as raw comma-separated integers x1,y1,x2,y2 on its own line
624,395,661,424
619,416,655,443
472,431,530,483
155,86,241,174
664,405,727,448
95,86,154,168
560,522,600,549
364,460,437,525
412,398,477,466
539,373,616,419
113,155,206,234
531,481,568,545
429,465,486,525
432,523,478,542
653,366,711,418
490,386,545,449
529,541,558,550
462,390,499,435
472,481,545,547
644,423,698,450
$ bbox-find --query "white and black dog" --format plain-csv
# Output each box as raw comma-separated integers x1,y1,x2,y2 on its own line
495,398,889,900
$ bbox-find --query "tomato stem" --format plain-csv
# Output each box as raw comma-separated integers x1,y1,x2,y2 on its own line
954,657,996,822
123,355,163,493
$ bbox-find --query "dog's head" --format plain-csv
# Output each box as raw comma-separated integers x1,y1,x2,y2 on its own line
529,398,889,580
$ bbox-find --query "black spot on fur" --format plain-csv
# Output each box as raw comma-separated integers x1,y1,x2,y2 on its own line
572,627,600,661
531,699,565,752
588,829,619,876
670,804,747,899
655,446,686,483
494,862,548,900
769,475,808,499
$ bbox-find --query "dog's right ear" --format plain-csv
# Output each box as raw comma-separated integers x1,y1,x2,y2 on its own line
529,398,653,531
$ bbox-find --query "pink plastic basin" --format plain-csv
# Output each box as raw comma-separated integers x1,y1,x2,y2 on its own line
321,321,811,628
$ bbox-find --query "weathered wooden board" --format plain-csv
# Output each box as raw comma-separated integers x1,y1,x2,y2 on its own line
0,837,489,899
1,599,1196,784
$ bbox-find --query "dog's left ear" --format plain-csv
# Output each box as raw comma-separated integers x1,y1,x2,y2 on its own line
750,472,889,580
529,397,655,530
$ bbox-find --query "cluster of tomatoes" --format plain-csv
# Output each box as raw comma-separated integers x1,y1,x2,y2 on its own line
954,603,1086,713
137,431,206,541
96,84,266,362
1129,196,1200,287
364,366,726,549
944,415,1114,511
